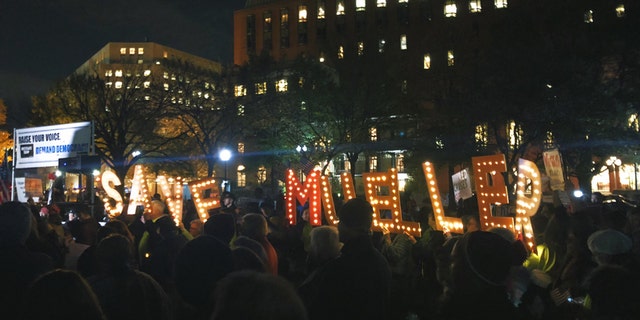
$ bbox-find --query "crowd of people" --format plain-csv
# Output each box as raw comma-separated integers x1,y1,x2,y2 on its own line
2,187,640,320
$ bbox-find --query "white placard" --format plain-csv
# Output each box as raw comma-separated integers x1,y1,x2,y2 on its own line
14,122,94,169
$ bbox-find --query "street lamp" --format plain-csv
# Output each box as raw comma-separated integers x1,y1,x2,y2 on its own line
219,148,231,191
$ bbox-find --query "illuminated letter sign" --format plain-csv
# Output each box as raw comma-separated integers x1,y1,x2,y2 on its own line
157,176,184,225
101,170,124,219
422,162,463,234
364,169,421,237
320,174,339,225
188,178,220,221
286,169,322,226
516,158,541,251
472,154,514,230
127,165,150,216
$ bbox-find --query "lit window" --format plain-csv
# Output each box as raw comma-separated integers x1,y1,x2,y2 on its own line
447,50,455,66
143,81,151,88
616,4,625,18
469,0,482,12
508,121,522,149
435,137,444,149
628,113,639,131
584,10,594,23
129,47,135,55
400,34,407,50
338,45,344,59
398,0,408,3
235,85,247,97
163,72,169,79
301,101,306,111
238,105,245,116
319,52,326,62
369,127,377,141
138,47,144,54
105,82,112,88
378,39,385,53
337,0,345,15
115,81,123,89
318,1,326,19
544,131,555,149
495,0,507,9
276,79,288,92
163,51,168,58
423,54,431,69
357,41,364,56
298,5,307,22
105,70,113,77
369,156,378,172
397,154,405,172
238,143,245,153
475,123,488,148
356,0,366,11
377,0,387,8
255,82,267,95
163,83,169,91
237,169,246,188
120,48,126,55
258,166,267,183
143,70,151,76
445,1,457,17
115,70,123,77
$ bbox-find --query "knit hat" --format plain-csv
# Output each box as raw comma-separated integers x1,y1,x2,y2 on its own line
337,198,373,233
587,229,632,255
457,231,514,286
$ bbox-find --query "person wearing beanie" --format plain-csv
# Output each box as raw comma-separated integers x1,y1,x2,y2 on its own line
438,230,520,320
298,198,392,320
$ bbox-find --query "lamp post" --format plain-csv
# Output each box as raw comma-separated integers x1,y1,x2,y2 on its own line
606,156,622,191
219,148,231,191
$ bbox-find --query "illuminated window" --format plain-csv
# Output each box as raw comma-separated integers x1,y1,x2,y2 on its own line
138,47,144,54
337,0,345,15
357,41,364,56
301,101,306,111
255,82,267,95
258,166,267,183
445,1,457,17
616,4,625,17
469,0,482,12
356,0,366,11
143,81,151,88
423,54,431,69
377,0,387,7
105,70,113,77
508,120,523,149
344,154,352,171
400,34,407,50
435,137,444,149
120,47,126,55
628,113,639,131
163,51,168,58
115,70,123,77
143,70,151,77
238,105,245,116
475,123,488,148
276,79,288,92
235,85,247,97
447,50,455,66
370,127,378,141
397,154,405,172
238,143,245,153
129,47,135,55
163,83,169,91
338,45,344,59
369,156,378,172
399,0,408,3
163,72,169,79
237,165,246,187
494,0,507,8
115,81,123,89
298,5,307,22
318,1,326,19
584,10,594,23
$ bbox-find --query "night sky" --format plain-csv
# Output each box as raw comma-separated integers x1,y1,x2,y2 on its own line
0,0,245,129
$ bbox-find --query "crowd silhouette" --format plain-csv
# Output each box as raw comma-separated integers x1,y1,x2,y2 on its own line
2,188,640,320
